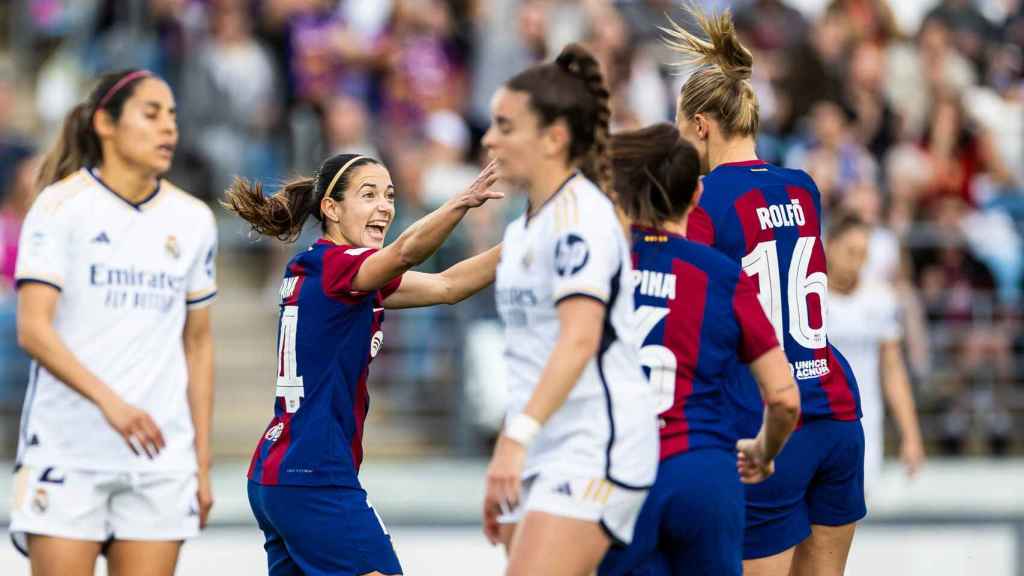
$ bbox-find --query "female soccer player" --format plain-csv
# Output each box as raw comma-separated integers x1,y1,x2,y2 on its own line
598,123,801,576
481,43,659,576
229,153,502,576
12,69,217,576
665,8,866,576
825,214,925,495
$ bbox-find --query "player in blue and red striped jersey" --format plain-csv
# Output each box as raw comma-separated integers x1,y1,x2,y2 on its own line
598,124,799,576
224,153,502,576
664,7,866,576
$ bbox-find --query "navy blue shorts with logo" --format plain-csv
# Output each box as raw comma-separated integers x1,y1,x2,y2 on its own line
599,449,744,576
247,481,402,576
743,418,867,559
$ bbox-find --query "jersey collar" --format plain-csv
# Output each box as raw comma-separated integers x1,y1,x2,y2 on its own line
631,224,687,241
86,167,162,211
715,159,768,168
525,171,579,226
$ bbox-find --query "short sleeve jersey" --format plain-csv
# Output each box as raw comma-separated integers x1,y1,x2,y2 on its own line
247,240,402,487
688,160,860,433
15,168,218,472
495,174,657,488
632,227,778,460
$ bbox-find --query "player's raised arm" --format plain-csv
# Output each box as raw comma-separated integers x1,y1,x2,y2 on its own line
225,156,501,296
352,162,501,292
382,244,501,309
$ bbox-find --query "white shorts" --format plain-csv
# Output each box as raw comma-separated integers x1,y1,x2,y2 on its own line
9,465,199,555
497,474,649,545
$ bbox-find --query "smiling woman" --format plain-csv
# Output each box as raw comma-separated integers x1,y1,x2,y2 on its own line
12,69,219,576
223,153,504,576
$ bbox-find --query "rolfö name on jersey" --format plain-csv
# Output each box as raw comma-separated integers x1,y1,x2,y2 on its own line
633,269,676,300
90,264,185,312
791,358,830,380
756,199,806,231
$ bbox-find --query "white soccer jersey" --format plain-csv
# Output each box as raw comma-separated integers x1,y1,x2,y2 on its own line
495,173,658,489
828,280,901,490
14,168,218,472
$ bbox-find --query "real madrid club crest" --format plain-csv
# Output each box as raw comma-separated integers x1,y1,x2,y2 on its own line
165,235,181,260
31,488,49,514
521,243,533,269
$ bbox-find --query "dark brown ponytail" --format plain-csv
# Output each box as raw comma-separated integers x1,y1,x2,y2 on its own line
223,153,381,242
222,176,318,242
611,123,701,226
36,69,152,190
506,43,614,197
555,44,613,198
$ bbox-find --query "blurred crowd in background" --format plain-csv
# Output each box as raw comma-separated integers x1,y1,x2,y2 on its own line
0,0,1022,459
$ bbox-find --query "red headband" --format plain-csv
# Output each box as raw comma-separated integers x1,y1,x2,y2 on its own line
95,70,152,112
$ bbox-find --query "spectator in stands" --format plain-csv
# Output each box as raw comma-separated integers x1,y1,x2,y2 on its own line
786,99,877,211
913,197,1015,455
180,0,281,199
468,0,548,129
286,0,395,107
846,40,902,164
0,147,37,296
382,0,467,141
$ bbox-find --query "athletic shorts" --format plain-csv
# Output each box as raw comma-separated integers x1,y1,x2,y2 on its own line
247,481,402,576
743,418,867,559
599,449,744,576
9,464,199,555
496,474,649,546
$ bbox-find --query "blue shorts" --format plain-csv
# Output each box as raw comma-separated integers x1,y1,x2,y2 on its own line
599,449,744,576
247,481,402,576
743,418,866,559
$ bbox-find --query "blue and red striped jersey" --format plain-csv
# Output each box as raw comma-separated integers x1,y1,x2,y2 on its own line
247,240,402,487
688,160,861,434
632,226,778,461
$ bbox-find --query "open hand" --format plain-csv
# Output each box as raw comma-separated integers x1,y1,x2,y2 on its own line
455,161,503,209
101,397,166,459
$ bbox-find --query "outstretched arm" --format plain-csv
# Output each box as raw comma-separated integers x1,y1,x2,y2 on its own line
383,245,502,309
351,163,501,292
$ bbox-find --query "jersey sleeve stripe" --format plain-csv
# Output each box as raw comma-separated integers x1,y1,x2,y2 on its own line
15,277,63,292
554,291,607,307
185,291,217,308
553,285,609,305
186,286,217,301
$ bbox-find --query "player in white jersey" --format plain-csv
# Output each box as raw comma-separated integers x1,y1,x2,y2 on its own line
481,43,658,576
825,215,924,496
11,69,216,576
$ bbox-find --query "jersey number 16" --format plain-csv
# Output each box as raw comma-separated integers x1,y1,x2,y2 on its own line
741,237,827,350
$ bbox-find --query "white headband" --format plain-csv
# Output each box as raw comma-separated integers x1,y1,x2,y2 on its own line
323,155,369,199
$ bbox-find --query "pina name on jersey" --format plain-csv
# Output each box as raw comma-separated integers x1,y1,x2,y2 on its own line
634,269,676,300
756,199,806,231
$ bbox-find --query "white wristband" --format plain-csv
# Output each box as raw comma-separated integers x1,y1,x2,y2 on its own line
504,414,541,447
